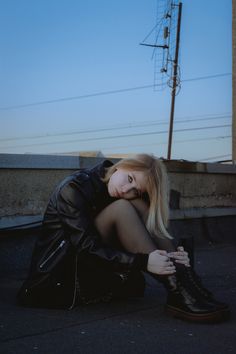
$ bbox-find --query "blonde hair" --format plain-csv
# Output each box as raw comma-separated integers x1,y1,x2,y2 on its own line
104,153,172,240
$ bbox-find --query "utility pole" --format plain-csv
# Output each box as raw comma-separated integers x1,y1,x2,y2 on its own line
167,2,182,160
233,0,236,162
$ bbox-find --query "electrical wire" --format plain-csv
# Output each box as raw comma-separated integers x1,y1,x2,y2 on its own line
200,154,232,162
93,135,231,153
3,134,231,154
0,113,231,143
0,73,231,111
1,124,230,150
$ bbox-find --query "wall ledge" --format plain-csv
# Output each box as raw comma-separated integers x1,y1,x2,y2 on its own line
1,207,236,230
0,153,236,174
170,207,236,220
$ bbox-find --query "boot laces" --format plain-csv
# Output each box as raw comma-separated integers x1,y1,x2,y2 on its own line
186,267,213,298
176,280,196,303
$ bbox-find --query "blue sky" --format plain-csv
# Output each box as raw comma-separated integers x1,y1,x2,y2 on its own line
0,0,232,161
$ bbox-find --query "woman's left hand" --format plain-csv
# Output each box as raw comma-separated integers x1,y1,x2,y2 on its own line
167,246,190,267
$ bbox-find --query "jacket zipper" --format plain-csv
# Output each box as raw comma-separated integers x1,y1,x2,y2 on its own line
68,253,78,310
39,240,66,269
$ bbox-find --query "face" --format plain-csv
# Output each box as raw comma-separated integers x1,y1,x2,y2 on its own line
107,168,147,200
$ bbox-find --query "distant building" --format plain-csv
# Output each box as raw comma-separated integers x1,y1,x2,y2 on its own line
56,151,105,158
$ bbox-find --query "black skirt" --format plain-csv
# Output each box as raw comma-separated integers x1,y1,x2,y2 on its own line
76,255,146,305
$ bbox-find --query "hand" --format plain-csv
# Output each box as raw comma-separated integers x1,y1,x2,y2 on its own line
147,250,176,275
168,246,190,267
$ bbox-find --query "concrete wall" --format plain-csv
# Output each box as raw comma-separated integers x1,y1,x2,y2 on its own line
0,154,236,227
168,171,236,209
233,0,236,160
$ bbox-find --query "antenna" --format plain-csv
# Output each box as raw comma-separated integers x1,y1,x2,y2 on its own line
140,1,183,159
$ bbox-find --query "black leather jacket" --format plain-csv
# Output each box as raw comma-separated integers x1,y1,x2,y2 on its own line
18,160,148,309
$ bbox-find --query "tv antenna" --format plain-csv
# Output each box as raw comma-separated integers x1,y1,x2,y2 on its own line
140,0,183,159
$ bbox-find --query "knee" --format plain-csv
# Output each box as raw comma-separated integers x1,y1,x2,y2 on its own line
111,199,148,221
111,199,134,211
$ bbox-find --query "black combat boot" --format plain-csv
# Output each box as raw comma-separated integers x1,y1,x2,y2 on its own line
157,272,228,323
178,237,230,314
179,266,230,313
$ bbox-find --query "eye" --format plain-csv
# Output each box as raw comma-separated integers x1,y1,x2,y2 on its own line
128,175,133,183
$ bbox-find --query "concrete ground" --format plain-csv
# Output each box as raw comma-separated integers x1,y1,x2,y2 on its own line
0,232,236,354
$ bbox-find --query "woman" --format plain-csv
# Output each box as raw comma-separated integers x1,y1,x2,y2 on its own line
18,154,229,322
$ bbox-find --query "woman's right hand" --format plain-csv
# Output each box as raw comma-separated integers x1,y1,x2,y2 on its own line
147,250,176,275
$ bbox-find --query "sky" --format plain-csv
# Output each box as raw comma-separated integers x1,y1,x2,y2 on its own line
0,0,232,161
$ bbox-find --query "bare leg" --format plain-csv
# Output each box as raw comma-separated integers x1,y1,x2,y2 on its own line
94,198,175,254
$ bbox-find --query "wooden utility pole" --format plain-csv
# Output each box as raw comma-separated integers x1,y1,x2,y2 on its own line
167,2,182,160
233,0,236,162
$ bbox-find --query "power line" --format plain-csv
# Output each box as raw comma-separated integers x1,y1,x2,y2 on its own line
96,135,232,153
200,154,232,162
4,135,231,153
0,73,231,111
0,113,231,143
181,73,231,82
167,135,231,144
1,124,230,150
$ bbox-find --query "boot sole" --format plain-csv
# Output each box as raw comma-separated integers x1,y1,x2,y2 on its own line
166,305,230,323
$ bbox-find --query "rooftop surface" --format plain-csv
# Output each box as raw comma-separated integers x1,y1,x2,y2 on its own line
0,229,236,354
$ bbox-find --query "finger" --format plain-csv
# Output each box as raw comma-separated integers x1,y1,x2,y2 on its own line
167,252,176,257
166,268,176,273
157,250,168,256
177,246,184,251
166,261,174,267
168,251,187,257
165,263,176,270
175,259,190,266
174,256,188,262
174,254,189,260
170,252,188,259
162,269,176,275
161,255,171,262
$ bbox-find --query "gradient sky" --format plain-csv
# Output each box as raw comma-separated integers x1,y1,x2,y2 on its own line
0,0,232,161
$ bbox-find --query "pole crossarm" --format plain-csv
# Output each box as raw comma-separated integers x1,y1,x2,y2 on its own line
140,43,169,49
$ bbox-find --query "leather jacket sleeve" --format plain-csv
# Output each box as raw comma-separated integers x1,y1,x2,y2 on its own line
54,179,148,272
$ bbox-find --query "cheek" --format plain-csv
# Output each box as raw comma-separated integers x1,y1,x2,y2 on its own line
113,173,125,188
110,174,118,188
108,174,120,193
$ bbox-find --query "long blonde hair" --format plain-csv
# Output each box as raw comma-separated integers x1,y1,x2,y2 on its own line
104,154,172,240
